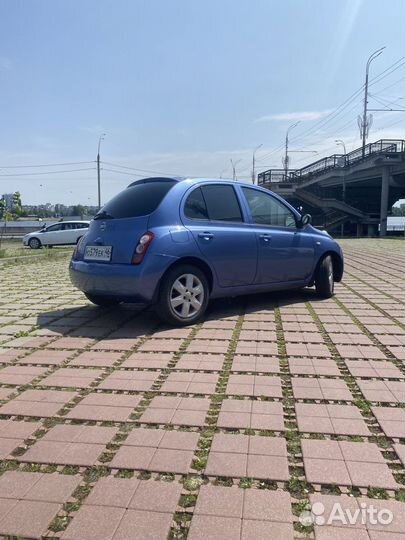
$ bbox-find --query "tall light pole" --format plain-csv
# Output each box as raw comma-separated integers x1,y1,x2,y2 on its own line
252,144,263,184
230,159,242,181
360,47,385,157
335,139,347,237
283,122,300,180
97,133,106,210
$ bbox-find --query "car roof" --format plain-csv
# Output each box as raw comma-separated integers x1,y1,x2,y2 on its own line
50,221,90,224
126,176,251,188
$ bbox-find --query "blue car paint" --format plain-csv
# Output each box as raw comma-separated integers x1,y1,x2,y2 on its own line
69,177,343,303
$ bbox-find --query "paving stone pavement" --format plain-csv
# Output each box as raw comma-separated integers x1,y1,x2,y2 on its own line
0,238,404,539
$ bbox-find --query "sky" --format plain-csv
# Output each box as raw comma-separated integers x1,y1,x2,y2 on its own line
0,0,404,206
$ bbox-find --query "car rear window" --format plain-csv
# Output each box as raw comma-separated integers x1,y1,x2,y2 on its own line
95,180,176,219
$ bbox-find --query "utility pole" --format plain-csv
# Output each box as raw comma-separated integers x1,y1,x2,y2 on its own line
360,47,385,157
97,133,106,210
283,122,300,180
230,159,241,181
252,144,263,184
335,139,347,237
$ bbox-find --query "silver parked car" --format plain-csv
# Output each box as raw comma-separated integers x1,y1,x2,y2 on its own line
23,221,90,249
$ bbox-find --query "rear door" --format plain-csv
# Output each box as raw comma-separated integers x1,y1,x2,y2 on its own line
61,223,78,244
182,184,257,287
241,187,315,283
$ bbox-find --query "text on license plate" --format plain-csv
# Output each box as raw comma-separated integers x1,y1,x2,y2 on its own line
84,245,112,261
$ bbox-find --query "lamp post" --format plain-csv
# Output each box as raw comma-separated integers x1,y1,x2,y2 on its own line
283,122,300,180
252,144,263,184
335,139,347,237
230,159,242,181
361,47,385,157
97,133,106,210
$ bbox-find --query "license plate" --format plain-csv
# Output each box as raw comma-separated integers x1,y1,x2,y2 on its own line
84,245,112,261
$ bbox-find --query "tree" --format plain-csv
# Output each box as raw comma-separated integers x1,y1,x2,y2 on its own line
12,192,23,218
0,197,13,248
72,205,85,218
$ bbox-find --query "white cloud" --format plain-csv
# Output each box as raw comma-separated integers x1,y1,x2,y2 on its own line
255,110,333,123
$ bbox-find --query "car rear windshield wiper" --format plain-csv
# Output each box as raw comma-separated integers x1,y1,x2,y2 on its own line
94,211,114,220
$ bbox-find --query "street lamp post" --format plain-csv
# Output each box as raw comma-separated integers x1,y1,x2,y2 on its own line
283,122,300,180
230,159,242,181
252,144,263,184
335,139,347,237
97,133,106,210
361,47,385,157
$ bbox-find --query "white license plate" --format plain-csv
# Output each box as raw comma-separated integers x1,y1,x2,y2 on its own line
84,245,112,261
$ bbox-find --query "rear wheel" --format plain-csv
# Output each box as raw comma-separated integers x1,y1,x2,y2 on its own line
85,293,120,307
157,264,209,326
315,255,334,298
28,237,41,249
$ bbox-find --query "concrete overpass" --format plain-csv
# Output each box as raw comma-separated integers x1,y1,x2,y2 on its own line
258,139,405,236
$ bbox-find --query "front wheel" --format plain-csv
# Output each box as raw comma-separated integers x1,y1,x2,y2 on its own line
157,265,209,326
315,255,334,298
85,293,120,307
28,237,41,249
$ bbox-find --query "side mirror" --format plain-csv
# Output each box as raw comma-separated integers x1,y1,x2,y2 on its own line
299,214,312,227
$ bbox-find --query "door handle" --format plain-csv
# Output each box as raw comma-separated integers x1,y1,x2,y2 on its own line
198,232,214,240
259,234,272,242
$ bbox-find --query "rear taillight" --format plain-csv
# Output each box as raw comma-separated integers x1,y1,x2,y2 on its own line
132,232,154,264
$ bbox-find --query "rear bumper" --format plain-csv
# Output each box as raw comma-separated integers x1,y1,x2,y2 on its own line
69,253,177,303
69,260,157,303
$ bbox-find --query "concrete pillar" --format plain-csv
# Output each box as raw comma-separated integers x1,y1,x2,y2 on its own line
380,167,390,237
357,223,363,237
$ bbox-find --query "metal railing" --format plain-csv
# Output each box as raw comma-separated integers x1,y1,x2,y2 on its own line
258,139,405,185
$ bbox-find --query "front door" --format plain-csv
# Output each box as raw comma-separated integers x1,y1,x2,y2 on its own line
182,184,257,287
241,187,315,283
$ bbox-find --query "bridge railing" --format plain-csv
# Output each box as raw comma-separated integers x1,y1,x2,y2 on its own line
258,139,405,185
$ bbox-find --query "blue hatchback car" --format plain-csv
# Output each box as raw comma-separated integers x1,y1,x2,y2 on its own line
70,177,343,325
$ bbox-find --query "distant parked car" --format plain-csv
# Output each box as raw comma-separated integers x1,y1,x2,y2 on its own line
23,221,90,249
69,177,344,325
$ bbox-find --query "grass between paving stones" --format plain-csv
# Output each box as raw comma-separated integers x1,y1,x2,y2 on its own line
168,315,245,539
1,245,404,538
0,303,164,537
306,300,402,499
274,306,315,538
333,294,405,373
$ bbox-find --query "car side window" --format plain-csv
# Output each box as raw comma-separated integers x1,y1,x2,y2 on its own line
201,185,243,222
242,187,296,228
46,224,62,232
184,187,209,220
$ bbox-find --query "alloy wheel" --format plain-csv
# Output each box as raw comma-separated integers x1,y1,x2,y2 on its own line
169,273,204,319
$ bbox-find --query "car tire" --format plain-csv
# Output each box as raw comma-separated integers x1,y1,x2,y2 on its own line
85,293,120,307
28,237,41,249
315,255,334,298
157,264,209,326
